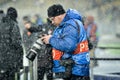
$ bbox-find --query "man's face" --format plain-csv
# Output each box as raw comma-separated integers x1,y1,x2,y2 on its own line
24,22,31,29
49,15,61,26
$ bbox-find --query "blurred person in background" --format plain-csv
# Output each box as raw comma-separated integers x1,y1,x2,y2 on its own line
22,16,37,53
84,15,99,67
27,18,55,35
41,4,90,80
32,14,43,26
0,7,23,80
0,10,5,23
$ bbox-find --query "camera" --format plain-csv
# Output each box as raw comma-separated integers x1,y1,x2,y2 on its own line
26,38,44,61
25,21,54,61
26,25,48,61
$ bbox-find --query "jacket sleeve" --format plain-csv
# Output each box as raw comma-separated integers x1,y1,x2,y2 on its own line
49,24,78,52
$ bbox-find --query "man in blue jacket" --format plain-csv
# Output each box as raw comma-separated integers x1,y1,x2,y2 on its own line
42,4,90,80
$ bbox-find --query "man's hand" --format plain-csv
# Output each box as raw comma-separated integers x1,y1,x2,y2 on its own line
41,34,52,44
27,31,31,36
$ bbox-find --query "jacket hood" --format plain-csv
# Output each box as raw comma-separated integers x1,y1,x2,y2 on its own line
62,9,82,23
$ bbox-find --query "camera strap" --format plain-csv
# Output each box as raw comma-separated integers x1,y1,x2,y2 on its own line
72,19,93,51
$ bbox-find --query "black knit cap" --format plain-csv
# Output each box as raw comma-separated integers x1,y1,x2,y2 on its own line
47,4,65,17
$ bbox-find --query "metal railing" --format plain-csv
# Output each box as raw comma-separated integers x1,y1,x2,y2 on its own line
90,46,120,80
16,46,120,80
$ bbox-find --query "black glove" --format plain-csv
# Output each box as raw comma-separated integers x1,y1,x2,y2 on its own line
60,59,74,67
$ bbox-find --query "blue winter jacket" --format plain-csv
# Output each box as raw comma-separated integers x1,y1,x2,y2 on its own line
49,9,90,76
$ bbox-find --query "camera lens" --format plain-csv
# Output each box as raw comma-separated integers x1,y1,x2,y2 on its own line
26,38,44,61
26,50,37,61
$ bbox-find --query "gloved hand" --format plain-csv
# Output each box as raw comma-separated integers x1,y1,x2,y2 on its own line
60,59,74,67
